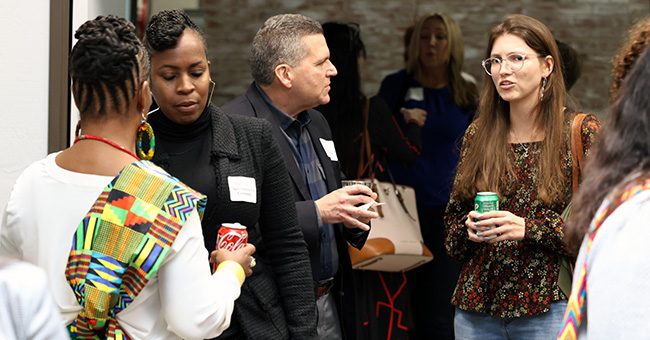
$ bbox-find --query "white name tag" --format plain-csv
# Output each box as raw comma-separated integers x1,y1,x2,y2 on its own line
319,138,338,162
227,176,257,204
404,87,424,102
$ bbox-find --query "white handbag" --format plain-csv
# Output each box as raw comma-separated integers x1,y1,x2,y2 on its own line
347,100,433,272
348,178,433,272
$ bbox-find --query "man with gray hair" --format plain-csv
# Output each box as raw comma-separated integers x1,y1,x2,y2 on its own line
224,13,378,339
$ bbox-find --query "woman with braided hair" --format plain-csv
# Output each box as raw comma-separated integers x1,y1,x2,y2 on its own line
0,15,254,339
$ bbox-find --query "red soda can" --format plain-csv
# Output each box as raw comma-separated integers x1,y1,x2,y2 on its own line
217,223,248,251
213,223,248,272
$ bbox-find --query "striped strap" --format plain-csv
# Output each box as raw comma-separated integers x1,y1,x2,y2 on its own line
558,176,650,339
66,160,206,339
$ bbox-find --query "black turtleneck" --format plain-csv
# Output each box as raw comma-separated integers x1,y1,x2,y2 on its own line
149,107,218,249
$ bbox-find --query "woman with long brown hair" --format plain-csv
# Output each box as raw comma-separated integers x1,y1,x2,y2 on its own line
444,14,599,338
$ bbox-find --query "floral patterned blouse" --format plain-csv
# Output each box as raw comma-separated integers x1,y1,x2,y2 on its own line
444,114,600,318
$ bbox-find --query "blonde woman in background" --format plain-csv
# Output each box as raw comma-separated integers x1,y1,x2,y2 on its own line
378,12,478,340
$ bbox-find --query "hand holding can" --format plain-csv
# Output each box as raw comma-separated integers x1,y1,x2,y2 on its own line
474,192,499,240
216,223,248,251
212,223,248,272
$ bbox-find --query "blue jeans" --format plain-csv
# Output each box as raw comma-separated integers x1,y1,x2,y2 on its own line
454,301,567,340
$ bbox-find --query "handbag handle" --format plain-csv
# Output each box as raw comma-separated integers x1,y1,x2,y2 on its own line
383,159,418,222
357,100,417,221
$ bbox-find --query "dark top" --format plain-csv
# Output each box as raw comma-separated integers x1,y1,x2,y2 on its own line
444,115,600,318
150,104,317,340
378,69,475,209
148,109,217,250
224,83,369,340
257,86,339,280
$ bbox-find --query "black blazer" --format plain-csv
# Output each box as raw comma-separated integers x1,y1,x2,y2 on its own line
223,84,369,339
151,104,316,340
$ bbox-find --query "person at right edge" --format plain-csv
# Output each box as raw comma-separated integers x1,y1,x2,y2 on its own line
224,14,379,339
444,14,600,339
558,17,650,339
377,12,478,340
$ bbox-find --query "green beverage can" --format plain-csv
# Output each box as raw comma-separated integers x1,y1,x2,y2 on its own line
474,192,499,240
474,192,499,213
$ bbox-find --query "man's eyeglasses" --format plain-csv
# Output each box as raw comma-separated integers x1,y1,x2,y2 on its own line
481,53,544,76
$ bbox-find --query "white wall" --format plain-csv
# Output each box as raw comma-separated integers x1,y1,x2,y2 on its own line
0,0,130,212
70,0,130,144
0,2,50,211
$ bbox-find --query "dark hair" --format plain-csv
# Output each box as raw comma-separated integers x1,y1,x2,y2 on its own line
556,39,582,90
70,15,148,116
566,47,650,254
143,9,207,55
317,22,366,178
250,14,323,85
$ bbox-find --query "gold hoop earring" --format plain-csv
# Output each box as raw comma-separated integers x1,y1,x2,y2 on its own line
136,114,155,160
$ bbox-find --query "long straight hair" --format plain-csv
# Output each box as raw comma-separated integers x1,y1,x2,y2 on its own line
453,14,567,204
406,13,477,110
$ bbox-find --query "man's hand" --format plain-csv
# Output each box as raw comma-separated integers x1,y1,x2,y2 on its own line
315,184,379,231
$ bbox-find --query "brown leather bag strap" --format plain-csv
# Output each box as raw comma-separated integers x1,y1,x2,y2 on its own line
570,113,587,194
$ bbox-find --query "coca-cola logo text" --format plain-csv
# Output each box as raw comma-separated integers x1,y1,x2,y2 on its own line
217,230,247,251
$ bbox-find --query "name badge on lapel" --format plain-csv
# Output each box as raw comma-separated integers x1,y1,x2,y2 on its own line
228,176,257,204
319,138,338,162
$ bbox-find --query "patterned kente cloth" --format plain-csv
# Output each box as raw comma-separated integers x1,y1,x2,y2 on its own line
557,176,650,339
65,160,206,339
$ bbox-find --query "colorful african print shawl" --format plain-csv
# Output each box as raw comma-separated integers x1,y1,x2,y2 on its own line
558,176,650,339
65,160,206,339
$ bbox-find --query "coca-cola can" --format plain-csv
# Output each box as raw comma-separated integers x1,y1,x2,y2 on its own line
212,223,248,273
216,223,248,251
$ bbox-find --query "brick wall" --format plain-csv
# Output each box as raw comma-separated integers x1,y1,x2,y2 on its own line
200,0,648,114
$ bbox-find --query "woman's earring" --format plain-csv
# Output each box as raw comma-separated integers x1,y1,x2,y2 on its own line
136,113,155,160
540,76,548,101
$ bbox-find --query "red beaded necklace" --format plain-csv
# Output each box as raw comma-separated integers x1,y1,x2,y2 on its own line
74,134,140,161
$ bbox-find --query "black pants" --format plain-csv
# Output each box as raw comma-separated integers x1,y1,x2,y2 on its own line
409,205,460,340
